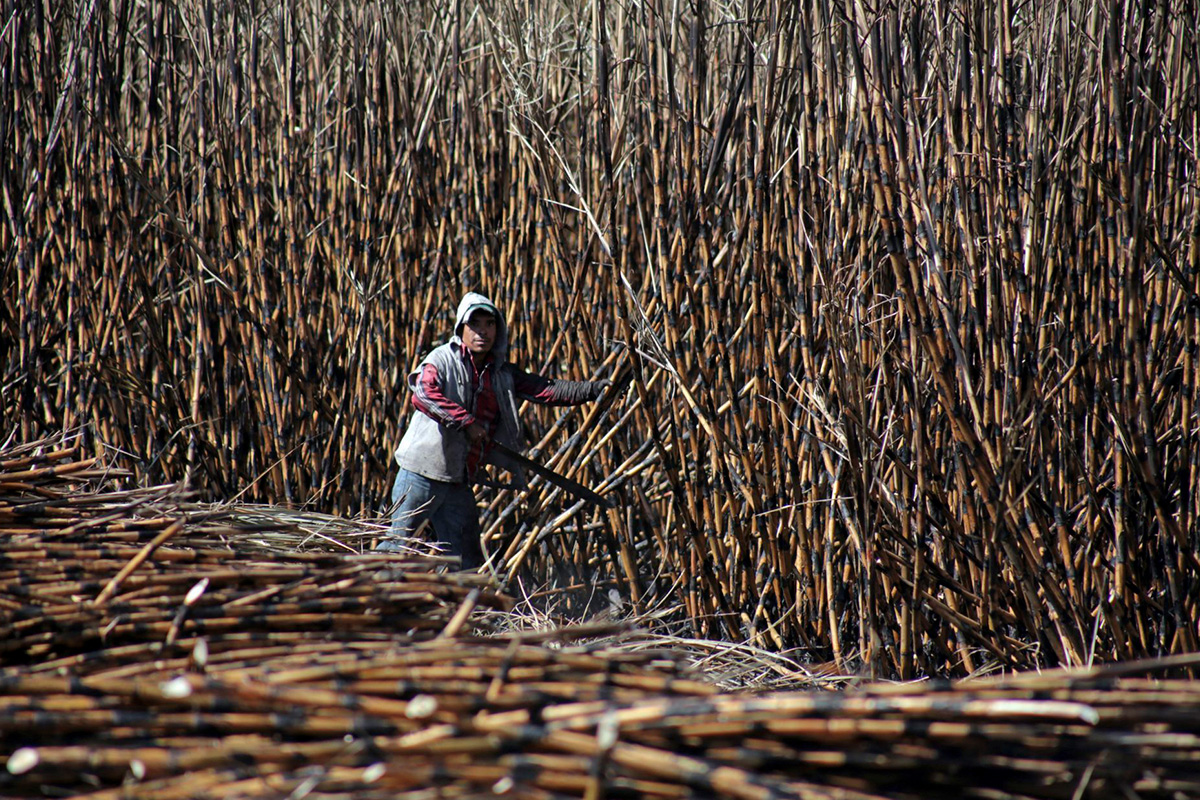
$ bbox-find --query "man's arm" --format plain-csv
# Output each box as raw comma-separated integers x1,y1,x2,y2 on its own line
412,364,490,443
511,368,610,405
412,364,475,428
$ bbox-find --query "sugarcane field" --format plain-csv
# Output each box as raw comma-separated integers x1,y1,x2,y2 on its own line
3,0,1200,797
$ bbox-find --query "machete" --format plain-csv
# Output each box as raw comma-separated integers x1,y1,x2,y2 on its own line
485,367,632,509
489,440,614,509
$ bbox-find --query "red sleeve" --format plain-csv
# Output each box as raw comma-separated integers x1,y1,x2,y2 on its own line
411,364,474,428
510,367,595,405
511,369,559,403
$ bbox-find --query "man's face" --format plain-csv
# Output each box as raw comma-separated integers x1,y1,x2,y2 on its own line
461,310,497,357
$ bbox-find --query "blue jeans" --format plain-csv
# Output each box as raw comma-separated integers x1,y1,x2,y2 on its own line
378,468,483,569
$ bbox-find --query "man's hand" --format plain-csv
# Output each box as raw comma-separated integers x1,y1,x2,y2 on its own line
465,422,489,443
589,379,613,400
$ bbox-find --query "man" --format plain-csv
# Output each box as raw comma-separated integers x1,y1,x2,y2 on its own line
377,291,610,568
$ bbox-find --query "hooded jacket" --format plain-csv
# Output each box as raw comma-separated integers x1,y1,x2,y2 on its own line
393,292,596,484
